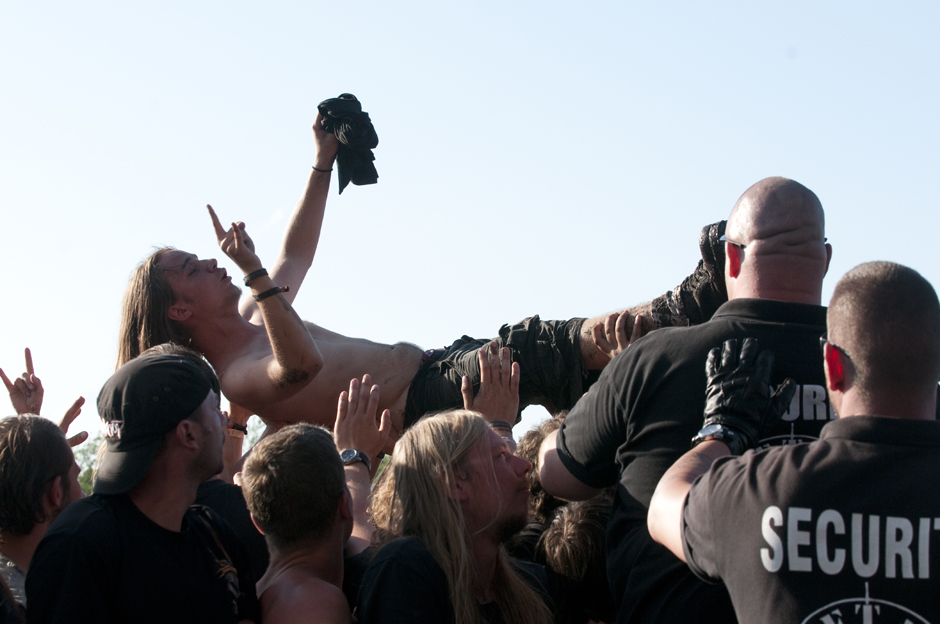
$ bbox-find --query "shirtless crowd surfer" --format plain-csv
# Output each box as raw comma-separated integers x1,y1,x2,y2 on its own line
117,112,728,452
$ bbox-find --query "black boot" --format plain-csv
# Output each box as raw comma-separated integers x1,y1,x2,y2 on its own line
649,221,728,327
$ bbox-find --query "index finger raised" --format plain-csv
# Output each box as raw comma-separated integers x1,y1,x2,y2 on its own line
207,204,227,241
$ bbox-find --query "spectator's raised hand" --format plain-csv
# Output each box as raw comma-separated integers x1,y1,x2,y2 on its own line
592,312,646,360
59,396,88,447
1,347,44,415
461,341,520,425
207,204,262,274
334,374,391,461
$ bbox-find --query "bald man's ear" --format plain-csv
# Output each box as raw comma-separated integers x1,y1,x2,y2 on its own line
824,243,833,276
726,243,743,279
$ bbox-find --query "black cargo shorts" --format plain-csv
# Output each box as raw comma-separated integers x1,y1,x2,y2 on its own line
404,315,588,428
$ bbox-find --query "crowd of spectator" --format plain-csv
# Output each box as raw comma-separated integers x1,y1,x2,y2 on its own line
1,108,938,623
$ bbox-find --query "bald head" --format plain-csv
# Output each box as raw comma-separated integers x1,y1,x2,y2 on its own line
724,177,830,303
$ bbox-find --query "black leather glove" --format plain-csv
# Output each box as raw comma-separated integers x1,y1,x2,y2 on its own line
317,93,379,194
699,338,795,455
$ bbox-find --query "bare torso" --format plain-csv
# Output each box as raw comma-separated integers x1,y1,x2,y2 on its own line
213,320,423,429
258,565,351,624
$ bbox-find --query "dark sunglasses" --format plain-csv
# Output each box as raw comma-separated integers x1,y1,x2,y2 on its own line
719,235,828,249
819,332,850,360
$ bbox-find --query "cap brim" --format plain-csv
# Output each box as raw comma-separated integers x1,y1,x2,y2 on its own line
93,438,164,496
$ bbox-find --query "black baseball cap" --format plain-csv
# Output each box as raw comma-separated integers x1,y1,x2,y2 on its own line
94,352,212,495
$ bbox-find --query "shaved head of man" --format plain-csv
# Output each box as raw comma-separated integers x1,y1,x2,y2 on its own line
724,176,831,303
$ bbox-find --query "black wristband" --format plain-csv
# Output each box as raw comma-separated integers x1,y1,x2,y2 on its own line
229,423,249,434
312,166,333,173
253,286,288,302
243,268,268,285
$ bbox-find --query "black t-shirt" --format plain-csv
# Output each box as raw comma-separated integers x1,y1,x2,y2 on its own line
26,494,260,624
196,479,269,583
557,299,830,624
356,537,554,624
684,416,940,624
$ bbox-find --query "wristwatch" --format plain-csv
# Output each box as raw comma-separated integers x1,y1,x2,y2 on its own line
340,449,371,472
691,423,747,456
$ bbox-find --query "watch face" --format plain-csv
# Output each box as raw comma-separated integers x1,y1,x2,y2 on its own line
699,424,724,437
340,449,357,463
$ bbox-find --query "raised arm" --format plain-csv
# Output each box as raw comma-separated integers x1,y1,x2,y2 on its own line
208,205,323,407
240,114,339,322
333,374,391,556
461,342,520,451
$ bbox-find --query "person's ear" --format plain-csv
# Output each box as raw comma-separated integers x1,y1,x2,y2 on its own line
823,342,845,392
167,302,192,322
249,513,265,536
46,475,64,512
726,243,743,279
339,490,353,522
175,420,200,450
824,242,833,276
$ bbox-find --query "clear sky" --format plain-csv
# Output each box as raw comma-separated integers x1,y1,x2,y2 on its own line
1,1,938,437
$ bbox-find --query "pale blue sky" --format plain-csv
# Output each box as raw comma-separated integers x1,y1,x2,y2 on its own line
2,1,937,436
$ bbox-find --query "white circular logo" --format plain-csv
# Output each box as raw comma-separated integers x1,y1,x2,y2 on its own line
801,583,929,624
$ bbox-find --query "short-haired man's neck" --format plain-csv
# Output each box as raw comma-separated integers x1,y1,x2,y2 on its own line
259,525,347,595
824,343,938,422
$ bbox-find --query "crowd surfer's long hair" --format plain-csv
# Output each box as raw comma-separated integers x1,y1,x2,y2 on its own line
370,410,552,624
116,247,192,370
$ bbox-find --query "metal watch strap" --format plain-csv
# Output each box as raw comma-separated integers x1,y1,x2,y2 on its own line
691,423,749,456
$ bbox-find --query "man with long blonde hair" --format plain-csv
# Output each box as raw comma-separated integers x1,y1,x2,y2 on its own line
359,410,553,624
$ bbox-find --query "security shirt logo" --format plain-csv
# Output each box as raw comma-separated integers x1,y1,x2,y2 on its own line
801,583,928,624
